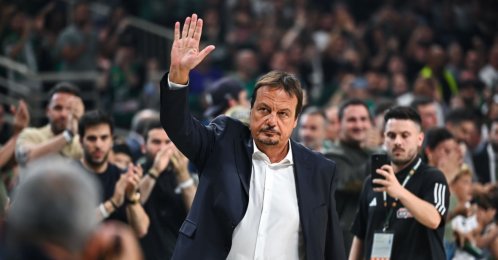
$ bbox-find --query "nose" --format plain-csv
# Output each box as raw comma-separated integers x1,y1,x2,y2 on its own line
95,138,105,149
266,113,276,127
392,135,403,145
61,107,71,119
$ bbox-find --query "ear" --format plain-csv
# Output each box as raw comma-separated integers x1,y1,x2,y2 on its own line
141,144,146,154
424,147,432,161
418,132,424,147
293,116,298,129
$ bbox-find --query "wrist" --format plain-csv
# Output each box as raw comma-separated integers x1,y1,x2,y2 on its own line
62,129,74,143
112,194,124,206
125,192,141,205
174,177,194,194
99,203,110,219
13,125,24,135
148,168,159,180
168,67,189,85
109,198,119,210
177,170,190,182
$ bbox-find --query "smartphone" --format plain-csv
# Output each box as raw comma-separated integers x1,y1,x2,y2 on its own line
371,154,389,188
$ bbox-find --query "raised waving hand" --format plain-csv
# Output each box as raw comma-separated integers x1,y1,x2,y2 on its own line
169,14,215,84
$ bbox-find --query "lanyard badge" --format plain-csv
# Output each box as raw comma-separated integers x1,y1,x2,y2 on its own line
371,232,394,260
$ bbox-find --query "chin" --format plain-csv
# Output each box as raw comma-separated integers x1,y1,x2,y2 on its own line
258,138,279,146
392,155,411,165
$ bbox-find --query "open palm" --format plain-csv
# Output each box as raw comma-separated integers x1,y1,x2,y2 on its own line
170,14,215,84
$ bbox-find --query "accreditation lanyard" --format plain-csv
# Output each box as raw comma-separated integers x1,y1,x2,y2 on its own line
381,158,421,232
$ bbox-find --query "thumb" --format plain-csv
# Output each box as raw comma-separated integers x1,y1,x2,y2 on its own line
196,45,215,64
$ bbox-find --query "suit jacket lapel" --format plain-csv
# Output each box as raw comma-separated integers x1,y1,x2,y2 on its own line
233,134,253,195
292,141,319,224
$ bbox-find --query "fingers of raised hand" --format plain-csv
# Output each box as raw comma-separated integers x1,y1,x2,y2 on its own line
181,16,191,39
174,21,180,41
198,45,215,62
192,17,203,42
187,14,198,40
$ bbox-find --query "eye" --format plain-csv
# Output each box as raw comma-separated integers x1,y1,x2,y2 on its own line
278,111,289,118
259,107,270,114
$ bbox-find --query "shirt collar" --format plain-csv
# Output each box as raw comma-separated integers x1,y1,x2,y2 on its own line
252,140,294,165
396,155,421,177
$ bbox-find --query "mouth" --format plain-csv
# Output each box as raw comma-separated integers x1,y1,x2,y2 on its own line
261,130,279,135
392,148,404,154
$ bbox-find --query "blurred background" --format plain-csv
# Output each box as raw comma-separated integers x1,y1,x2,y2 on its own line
0,0,496,130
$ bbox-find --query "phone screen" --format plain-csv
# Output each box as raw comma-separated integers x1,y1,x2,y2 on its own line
371,154,389,188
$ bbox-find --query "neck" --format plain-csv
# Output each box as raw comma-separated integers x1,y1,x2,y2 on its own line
427,157,436,168
256,142,289,163
392,155,418,174
81,158,108,174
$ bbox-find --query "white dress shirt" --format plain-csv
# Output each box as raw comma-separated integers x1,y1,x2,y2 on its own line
227,141,303,260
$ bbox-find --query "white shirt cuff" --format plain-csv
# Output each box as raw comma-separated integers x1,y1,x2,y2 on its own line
168,75,189,90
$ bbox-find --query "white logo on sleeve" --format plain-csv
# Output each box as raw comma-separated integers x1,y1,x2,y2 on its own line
434,183,447,215
369,197,377,207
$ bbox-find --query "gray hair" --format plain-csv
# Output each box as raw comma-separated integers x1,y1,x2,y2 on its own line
8,157,101,252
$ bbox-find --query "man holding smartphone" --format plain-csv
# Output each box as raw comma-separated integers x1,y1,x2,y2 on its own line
349,106,449,260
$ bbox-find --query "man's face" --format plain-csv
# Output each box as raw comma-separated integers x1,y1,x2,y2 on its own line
112,152,132,170
145,128,172,158
249,86,298,148
449,121,478,149
46,92,75,135
81,124,113,168
452,174,473,203
417,103,438,130
339,105,372,144
298,114,326,152
325,107,340,141
427,138,462,165
384,119,423,166
476,206,496,225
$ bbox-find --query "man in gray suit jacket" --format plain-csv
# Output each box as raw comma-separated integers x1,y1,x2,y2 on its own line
161,14,346,259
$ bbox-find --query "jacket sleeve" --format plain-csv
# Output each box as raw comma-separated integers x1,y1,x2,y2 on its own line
159,73,216,172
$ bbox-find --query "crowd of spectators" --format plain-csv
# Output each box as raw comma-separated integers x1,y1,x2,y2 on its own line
0,0,498,259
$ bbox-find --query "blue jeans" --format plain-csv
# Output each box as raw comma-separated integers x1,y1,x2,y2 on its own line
444,240,456,260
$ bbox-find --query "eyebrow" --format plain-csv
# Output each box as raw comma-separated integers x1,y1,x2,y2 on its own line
278,108,291,113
